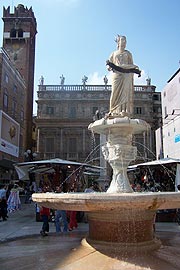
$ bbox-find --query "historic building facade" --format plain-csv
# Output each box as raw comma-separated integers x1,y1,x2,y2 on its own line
0,48,26,152
35,79,162,169
2,4,37,150
0,48,26,182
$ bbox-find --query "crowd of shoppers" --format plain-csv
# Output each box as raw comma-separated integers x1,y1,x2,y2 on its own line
0,182,24,221
129,166,176,192
37,181,102,237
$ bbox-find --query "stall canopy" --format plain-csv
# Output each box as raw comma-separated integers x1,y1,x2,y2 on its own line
14,158,102,180
128,158,180,170
128,157,180,191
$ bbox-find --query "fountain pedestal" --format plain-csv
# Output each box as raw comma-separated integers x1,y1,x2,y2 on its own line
89,116,149,193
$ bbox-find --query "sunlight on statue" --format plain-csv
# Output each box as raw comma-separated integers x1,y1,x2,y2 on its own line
106,35,141,117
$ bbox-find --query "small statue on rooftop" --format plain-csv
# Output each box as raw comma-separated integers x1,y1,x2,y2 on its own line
39,75,44,85
104,75,108,85
82,75,88,85
60,74,65,85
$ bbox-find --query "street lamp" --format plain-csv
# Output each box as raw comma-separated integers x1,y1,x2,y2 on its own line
24,149,37,162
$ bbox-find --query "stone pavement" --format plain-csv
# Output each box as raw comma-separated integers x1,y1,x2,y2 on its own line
1,204,180,270
0,203,88,242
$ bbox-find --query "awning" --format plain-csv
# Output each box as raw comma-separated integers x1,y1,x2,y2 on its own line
14,158,102,180
0,159,15,169
128,158,180,170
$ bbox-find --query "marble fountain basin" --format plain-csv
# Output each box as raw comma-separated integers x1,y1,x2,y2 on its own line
32,192,180,212
32,191,180,254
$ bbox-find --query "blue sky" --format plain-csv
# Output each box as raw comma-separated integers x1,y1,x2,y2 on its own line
0,0,180,114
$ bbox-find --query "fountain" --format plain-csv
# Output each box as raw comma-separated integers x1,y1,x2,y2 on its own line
32,35,180,269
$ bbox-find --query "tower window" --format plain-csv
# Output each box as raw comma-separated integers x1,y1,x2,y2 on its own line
18,29,23,38
10,29,16,38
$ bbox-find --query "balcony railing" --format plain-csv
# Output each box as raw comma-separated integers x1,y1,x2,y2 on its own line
38,84,155,93
38,85,111,92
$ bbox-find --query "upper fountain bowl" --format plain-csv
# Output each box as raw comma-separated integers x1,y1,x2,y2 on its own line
88,117,150,135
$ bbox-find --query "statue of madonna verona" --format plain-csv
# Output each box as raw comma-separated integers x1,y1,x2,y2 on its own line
106,35,141,117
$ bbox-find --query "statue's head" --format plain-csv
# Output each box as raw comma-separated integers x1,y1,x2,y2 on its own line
115,35,126,50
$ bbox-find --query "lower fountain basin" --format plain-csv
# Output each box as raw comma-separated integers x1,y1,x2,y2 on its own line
32,192,180,253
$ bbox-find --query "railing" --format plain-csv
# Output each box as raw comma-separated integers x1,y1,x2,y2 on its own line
38,84,155,92
134,85,155,92
38,85,111,91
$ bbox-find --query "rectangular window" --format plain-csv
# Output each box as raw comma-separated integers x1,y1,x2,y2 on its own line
12,100,17,117
135,107,142,114
20,110,24,121
69,107,76,118
68,138,77,152
4,73,9,84
153,107,159,113
46,106,54,115
45,138,54,152
13,85,17,93
153,94,159,101
3,93,8,110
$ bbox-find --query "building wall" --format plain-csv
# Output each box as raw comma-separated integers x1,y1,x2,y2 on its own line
161,69,180,158
35,83,162,165
0,48,26,160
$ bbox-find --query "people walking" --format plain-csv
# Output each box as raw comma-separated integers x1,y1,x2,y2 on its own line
0,185,8,221
7,184,23,213
40,206,50,236
68,210,78,231
55,209,68,233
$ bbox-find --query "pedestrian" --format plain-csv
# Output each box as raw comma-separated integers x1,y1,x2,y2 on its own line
68,210,78,231
55,209,68,233
0,185,8,221
54,186,68,233
40,206,50,236
7,184,23,212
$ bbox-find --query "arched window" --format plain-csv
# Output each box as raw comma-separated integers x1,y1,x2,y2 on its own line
18,29,23,38
10,28,16,38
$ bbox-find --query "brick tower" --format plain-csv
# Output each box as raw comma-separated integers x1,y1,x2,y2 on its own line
2,4,37,151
